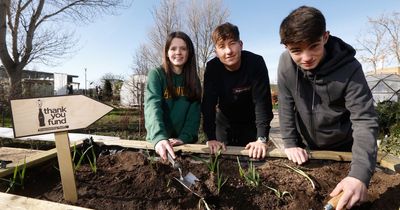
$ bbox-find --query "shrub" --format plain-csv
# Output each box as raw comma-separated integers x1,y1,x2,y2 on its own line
375,100,400,136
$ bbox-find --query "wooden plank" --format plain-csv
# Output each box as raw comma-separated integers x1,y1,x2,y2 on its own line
0,147,43,164
97,140,352,161
0,140,84,178
0,141,84,178
97,140,400,172
0,148,58,178
0,192,92,210
377,152,400,172
54,131,78,203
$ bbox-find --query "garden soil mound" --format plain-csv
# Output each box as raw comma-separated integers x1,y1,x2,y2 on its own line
2,147,400,210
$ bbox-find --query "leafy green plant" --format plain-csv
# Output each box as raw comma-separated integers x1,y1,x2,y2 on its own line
379,130,400,156
265,185,292,200
0,158,27,193
237,157,260,187
284,163,315,190
375,100,400,136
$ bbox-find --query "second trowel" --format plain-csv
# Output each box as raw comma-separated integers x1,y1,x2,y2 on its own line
167,153,199,194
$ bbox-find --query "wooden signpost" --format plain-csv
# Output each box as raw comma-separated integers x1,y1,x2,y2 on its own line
10,95,113,202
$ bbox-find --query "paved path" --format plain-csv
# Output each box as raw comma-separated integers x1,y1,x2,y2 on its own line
270,111,284,149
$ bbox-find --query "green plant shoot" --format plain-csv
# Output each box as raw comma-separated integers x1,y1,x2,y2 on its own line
236,156,260,187
284,163,315,189
216,161,228,194
265,185,292,200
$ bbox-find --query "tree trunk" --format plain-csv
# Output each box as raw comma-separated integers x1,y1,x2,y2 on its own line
6,66,23,100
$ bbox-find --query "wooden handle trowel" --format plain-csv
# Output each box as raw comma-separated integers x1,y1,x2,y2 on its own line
323,191,344,210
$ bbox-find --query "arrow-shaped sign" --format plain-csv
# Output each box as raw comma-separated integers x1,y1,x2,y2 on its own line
10,95,113,203
11,95,113,138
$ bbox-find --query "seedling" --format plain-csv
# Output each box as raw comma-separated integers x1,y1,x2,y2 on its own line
284,163,315,190
72,143,97,173
191,149,222,173
0,158,26,193
88,145,97,173
144,149,157,168
265,185,292,200
216,161,228,194
236,157,260,187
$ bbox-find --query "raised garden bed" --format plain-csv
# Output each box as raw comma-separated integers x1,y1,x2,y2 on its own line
1,140,400,210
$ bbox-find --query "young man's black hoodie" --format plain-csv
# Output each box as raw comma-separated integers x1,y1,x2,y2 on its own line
277,35,378,186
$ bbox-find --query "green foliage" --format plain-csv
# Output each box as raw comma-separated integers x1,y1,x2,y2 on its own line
86,108,144,140
0,158,27,193
236,157,260,187
375,100,400,136
103,80,113,100
375,100,400,156
0,102,12,127
379,125,400,157
284,164,315,190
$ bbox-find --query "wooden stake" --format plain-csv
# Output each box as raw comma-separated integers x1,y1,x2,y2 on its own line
54,131,77,203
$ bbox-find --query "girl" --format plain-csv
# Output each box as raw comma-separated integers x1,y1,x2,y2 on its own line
144,31,201,161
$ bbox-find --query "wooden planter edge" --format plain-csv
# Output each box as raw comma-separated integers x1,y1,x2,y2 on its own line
97,140,400,172
0,139,398,210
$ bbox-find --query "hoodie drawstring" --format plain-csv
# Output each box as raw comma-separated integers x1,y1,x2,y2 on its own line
312,76,316,111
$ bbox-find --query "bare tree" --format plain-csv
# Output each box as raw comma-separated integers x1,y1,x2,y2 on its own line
356,17,388,73
370,12,400,66
0,0,131,100
147,0,181,66
186,0,229,73
131,0,229,83
132,43,158,76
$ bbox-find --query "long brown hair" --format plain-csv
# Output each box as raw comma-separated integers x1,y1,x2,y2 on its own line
162,31,201,102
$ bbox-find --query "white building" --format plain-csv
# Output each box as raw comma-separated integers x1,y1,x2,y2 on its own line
120,74,147,107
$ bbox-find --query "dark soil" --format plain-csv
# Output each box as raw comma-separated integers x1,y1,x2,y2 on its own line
1,145,400,210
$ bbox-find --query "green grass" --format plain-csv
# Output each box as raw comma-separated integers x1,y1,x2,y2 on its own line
0,115,12,127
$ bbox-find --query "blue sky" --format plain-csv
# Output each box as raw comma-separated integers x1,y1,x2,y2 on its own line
28,0,400,87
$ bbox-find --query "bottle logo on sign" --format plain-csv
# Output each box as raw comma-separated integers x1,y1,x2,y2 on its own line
38,99,45,127
37,99,69,132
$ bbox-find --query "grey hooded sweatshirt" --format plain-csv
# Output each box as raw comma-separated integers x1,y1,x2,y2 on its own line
277,35,378,186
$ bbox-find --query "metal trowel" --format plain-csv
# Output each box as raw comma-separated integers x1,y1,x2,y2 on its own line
167,153,199,194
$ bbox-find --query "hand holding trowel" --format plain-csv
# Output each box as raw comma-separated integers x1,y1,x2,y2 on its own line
167,153,199,194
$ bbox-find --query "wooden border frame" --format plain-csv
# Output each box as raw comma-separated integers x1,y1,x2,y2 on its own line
0,139,398,209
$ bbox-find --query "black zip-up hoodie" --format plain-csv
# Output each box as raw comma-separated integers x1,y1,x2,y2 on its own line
278,35,378,186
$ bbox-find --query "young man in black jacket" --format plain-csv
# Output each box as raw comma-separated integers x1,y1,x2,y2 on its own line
202,22,273,159
278,6,378,209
